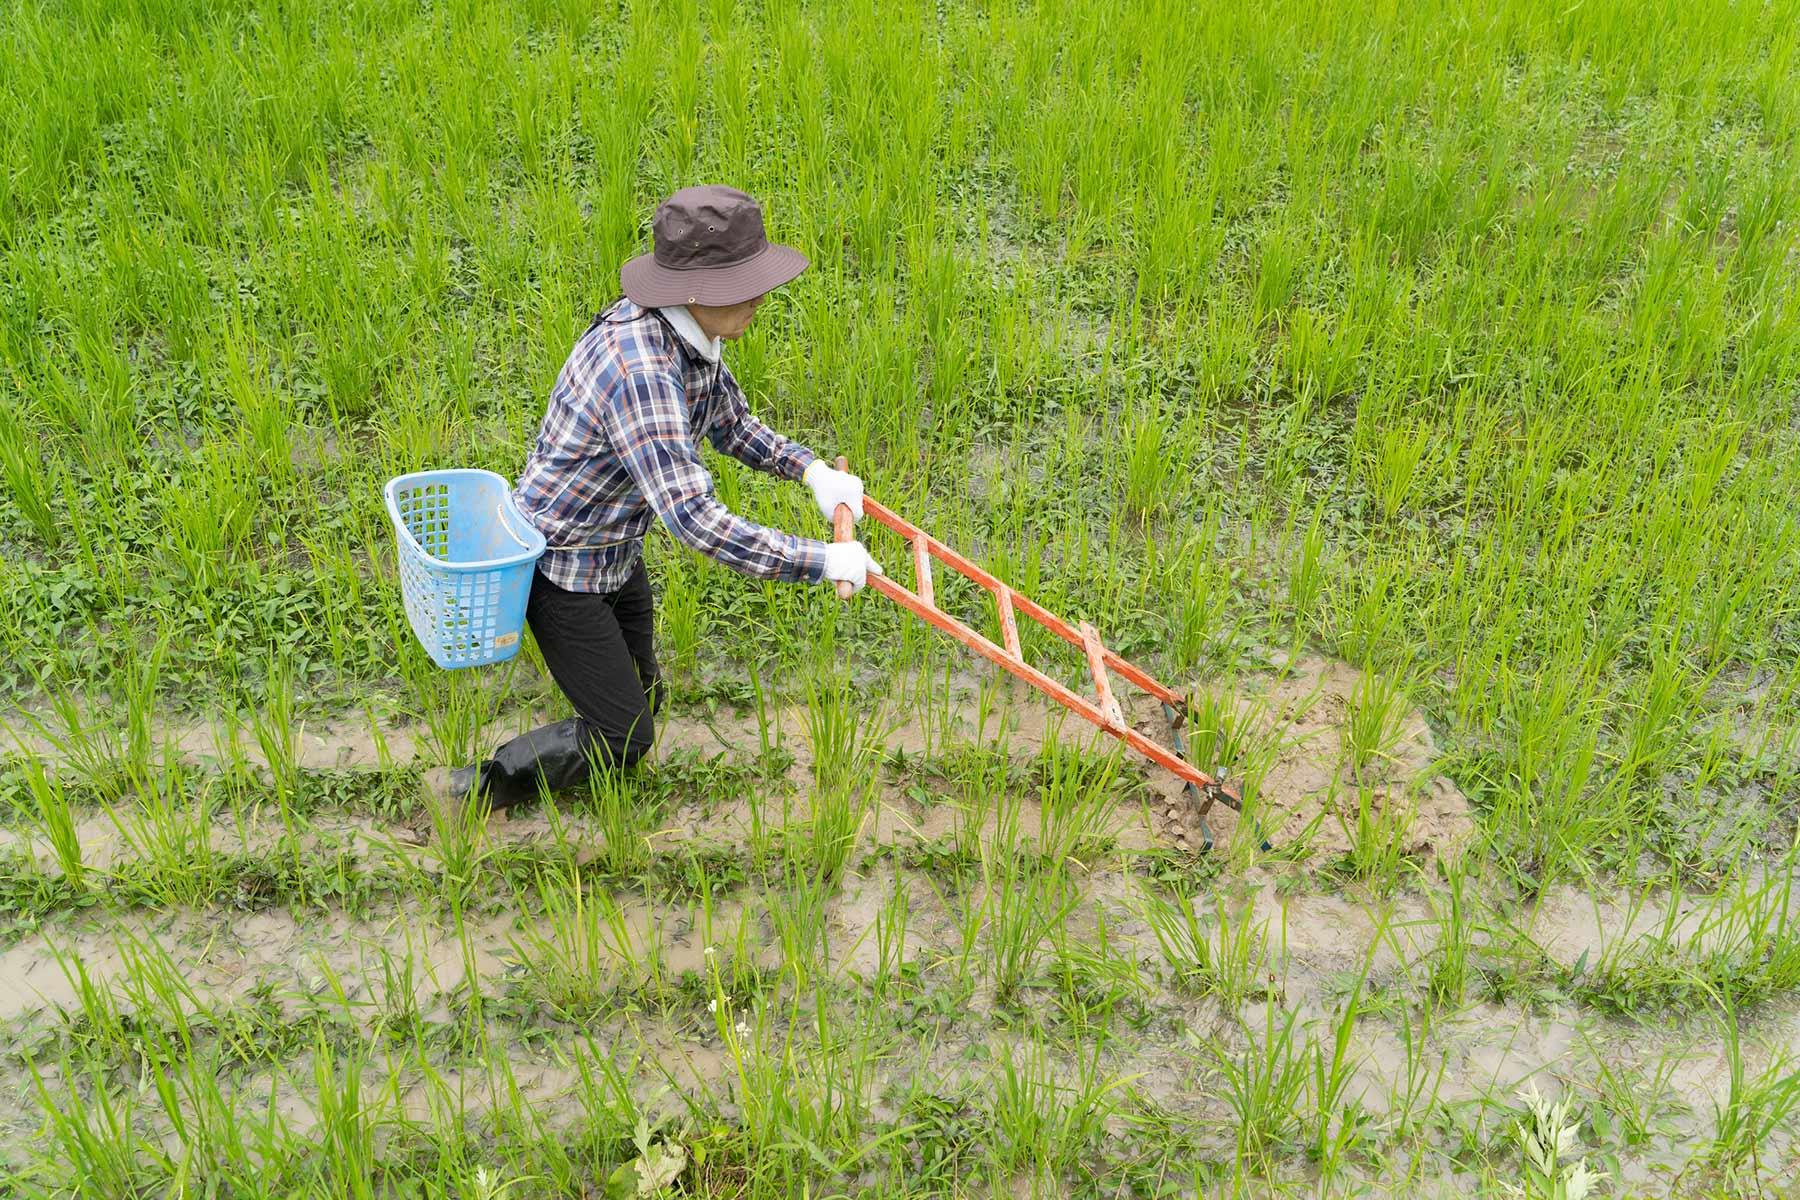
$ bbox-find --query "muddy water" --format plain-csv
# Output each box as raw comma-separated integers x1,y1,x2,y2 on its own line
3,860,1797,1184
2,658,1795,1187
1132,655,1477,861
4,655,1473,872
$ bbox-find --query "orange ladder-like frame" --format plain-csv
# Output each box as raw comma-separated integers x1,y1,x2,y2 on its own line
829,458,1248,847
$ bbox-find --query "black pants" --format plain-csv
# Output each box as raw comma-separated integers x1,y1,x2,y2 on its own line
473,562,662,807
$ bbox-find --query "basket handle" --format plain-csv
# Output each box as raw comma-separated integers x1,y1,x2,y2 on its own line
498,496,534,548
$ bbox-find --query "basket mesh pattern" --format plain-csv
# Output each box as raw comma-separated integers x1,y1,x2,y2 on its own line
395,482,452,559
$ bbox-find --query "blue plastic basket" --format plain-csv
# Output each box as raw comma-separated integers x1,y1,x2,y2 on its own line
383,469,546,669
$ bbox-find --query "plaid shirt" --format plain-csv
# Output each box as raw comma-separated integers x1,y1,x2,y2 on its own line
514,299,827,593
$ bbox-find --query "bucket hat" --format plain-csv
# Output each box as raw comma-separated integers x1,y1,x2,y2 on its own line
620,185,809,307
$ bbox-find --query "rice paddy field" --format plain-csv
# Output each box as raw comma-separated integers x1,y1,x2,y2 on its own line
3,0,1800,1195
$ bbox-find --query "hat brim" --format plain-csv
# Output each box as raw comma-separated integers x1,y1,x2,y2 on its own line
620,242,809,308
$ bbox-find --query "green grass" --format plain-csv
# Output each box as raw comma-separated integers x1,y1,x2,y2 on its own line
2,0,1800,1194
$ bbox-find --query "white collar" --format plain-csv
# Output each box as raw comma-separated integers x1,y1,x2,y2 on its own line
658,305,722,364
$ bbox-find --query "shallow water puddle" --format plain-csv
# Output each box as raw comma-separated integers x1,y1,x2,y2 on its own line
2,661,1795,1184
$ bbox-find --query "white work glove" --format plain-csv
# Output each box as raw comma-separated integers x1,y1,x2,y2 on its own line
803,459,864,524
822,541,884,593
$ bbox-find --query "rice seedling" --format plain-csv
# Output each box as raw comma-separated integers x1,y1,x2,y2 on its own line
1201,1001,1310,1162
983,848,1079,1005
512,865,665,1017
578,750,650,880
42,942,133,1067
712,977,889,1190
1366,421,1435,523
1579,1033,1687,1151
1569,862,1800,1014
1343,668,1411,782
945,740,1013,869
1310,971,1373,1177
1285,500,1329,640
1122,395,1176,523
20,755,83,888
800,672,888,886
1046,907,1149,1036
104,761,228,909
768,860,833,990
24,1057,165,1197
1706,1001,1800,1178
1033,734,1123,866
15,664,146,804
248,655,305,802
0,403,60,547
1179,683,1266,779
1253,224,1305,320
416,778,500,911
1423,848,1478,1009
872,871,912,999
1332,782,1416,886
310,1028,382,1198
1387,1003,1452,1145
987,1036,1128,1178
1138,884,1276,1007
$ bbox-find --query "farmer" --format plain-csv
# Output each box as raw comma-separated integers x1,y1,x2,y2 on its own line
428,185,883,813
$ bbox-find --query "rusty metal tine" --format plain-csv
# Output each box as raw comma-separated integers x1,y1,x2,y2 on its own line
1078,621,1126,732
1185,782,1215,850
912,534,933,608
996,584,1021,659
1163,700,1266,848
1161,700,1216,818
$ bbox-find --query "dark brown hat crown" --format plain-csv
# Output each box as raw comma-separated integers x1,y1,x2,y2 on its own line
652,186,767,269
620,184,809,308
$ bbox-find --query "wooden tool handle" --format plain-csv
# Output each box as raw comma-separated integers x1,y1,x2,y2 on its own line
832,455,857,600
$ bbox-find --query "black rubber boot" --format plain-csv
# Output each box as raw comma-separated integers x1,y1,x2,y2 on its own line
447,764,480,800
474,717,605,810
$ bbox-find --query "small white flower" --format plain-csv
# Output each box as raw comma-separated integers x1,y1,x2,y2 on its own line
735,1020,748,1036
707,998,717,1014
702,945,716,957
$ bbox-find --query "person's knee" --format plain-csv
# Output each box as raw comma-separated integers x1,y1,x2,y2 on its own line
624,703,657,765
618,731,653,768
577,707,654,769
619,697,656,762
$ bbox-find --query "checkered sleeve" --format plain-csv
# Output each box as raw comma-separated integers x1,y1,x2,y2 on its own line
599,362,829,583
706,362,817,482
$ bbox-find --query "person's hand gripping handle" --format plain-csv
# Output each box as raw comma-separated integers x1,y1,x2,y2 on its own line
815,455,879,596
832,455,856,600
